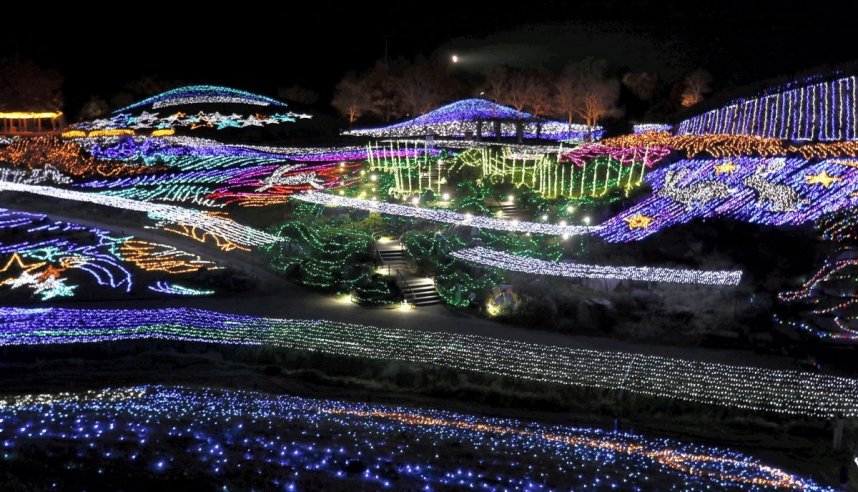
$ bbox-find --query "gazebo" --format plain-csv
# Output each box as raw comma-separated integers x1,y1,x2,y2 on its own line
0,112,65,136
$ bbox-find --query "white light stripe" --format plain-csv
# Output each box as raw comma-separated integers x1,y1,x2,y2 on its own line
451,246,743,286
293,192,601,236
0,182,280,246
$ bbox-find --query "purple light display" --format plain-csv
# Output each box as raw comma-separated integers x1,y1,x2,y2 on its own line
677,75,858,141
345,98,602,141
597,157,858,242
0,385,830,490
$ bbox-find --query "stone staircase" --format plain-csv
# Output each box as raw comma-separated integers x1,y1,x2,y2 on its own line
398,277,441,306
492,198,526,220
375,238,441,306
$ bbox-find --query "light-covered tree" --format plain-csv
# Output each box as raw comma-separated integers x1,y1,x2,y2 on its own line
680,69,712,108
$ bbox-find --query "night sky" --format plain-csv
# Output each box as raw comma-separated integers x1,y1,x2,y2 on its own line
2,1,855,112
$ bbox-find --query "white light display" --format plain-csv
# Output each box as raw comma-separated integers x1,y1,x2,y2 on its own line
344,99,602,141
450,247,743,285
116,85,288,113
0,165,71,186
0,182,280,246
293,192,601,236
676,74,858,141
1,306,857,418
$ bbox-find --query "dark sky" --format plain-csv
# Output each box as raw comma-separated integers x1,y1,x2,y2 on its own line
3,1,856,112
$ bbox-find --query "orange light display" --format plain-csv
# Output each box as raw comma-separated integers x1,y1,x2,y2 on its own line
0,137,158,178
161,223,251,252
326,407,806,489
119,240,221,274
599,132,858,160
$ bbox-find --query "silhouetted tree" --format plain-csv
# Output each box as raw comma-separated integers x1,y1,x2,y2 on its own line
109,76,185,110
331,72,373,126
277,85,319,105
483,67,510,103
394,56,458,116
0,57,63,111
521,70,553,117
622,72,659,102
77,96,110,121
554,59,623,127
502,69,530,111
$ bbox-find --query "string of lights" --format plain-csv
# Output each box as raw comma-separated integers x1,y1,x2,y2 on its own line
344,99,602,140
115,85,289,113
450,246,743,285
598,157,858,242
1,307,856,418
677,75,858,141
70,111,311,133
0,182,280,246
147,281,214,296
293,192,601,236
632,123,673,134
0,137,156,178
119,240,221,274
0,385,829,490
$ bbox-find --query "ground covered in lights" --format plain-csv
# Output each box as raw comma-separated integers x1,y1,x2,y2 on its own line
4,83,858,489
0,386,831,491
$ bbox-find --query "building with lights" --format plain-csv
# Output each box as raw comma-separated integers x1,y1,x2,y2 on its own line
345,98,603,141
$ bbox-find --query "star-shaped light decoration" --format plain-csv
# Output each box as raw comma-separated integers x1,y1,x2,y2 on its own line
0,253,46,275
623,213,653,230
806,171,842,188
714,162,738,175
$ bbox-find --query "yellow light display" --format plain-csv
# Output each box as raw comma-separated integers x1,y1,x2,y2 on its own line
599,132,858,160
86,129,135,138
713,162,738,175
805,171,842,188
151,128,175,137
623,213,653,230
60,130,86,138
0,112,62,119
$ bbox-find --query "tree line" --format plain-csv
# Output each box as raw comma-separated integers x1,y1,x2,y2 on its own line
331,55,713,127
0,56,712,126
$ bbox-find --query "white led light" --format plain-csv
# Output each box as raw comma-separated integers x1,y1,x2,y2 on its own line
451,247,743,286
0,182,280,246
293,192,601,236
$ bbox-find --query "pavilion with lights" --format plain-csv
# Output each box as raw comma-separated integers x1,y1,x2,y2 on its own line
0,112,65,136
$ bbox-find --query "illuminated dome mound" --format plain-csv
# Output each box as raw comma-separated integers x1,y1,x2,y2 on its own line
345,98,602,141
68,85,311,137
115,85,288,113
